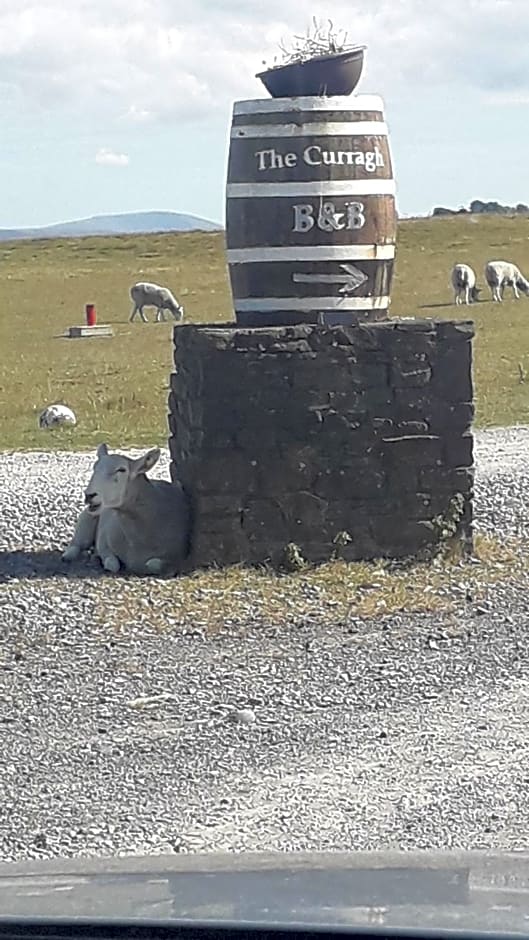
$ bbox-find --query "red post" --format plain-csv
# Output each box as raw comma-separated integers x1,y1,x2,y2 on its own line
85,303,97,326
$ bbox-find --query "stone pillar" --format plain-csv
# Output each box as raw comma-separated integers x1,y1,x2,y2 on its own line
168,319,474,569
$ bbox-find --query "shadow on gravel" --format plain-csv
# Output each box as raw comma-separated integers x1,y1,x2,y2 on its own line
0,550,107,583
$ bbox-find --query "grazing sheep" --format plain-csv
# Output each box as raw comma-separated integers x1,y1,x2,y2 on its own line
129,282,184,323
451,263,480,305
485,261,529,302
62,443,190,576
39,404,77,429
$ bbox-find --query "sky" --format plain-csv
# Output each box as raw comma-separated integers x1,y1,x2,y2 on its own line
1,0,528,228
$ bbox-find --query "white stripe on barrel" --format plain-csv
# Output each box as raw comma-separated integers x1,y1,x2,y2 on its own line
234,296,390,312
227,180,396,198
226,245,396,263
233,95,385,115
231,121,388,139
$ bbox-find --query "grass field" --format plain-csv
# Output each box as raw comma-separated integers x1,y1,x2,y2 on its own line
2,213,529,451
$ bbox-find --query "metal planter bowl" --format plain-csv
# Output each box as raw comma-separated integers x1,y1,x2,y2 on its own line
256,47,365,99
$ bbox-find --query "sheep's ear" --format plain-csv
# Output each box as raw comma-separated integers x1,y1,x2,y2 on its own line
97,443,109,458
131,447,160,477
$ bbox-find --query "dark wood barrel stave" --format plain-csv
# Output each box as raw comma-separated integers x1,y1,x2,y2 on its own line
225,94,397,327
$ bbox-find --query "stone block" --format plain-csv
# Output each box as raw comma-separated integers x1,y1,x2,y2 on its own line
428,401,474,434
444,433,473,468
364,386,395,415
419,466,474,493
169,320,475,568
394,388,434,414
390,365,432,388
193,452,258,495
385,466,420,493
196,495,244,516
324,501,372,533
256,452,316,495
387,332,437,358
282,491,329,529
267,340,314,354
241,498,289,540
431,345,473,402
349,362,390,387
381,434,443,466
393,318,438,332
376,489,462,520
369,516,438,553
191,529,249,568
435,320,474,342
396,419,430,434
314,464,386,500
371,417,394,435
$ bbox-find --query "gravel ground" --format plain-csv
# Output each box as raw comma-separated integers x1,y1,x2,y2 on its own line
1,427,529,860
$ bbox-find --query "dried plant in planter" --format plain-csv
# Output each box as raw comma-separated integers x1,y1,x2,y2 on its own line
270,17,362,69
256,17,366,99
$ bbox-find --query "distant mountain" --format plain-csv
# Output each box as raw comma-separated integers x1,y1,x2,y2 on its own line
0,211,222,241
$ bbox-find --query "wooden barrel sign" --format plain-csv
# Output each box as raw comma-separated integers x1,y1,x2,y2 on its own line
225,94,397,327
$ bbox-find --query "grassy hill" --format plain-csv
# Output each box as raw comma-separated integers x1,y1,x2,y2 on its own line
0,211,222,241
1,214,529,450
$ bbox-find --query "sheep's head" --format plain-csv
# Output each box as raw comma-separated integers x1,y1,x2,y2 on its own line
518,279,529,296
84,443,160,513
471,286,482,302
169,298,184,320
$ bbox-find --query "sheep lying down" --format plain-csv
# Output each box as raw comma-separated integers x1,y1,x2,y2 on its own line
62,444,190,576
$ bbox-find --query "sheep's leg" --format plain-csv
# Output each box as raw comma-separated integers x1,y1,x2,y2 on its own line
464,287,470,305
94,524,122,573
158,308,167,322
62,509,98,562
138,304,149,323
514,283,520,299
146,557,181,577
129,304,139,322
102,554,121,574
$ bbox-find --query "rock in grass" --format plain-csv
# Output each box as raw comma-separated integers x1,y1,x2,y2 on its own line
38,404,77,429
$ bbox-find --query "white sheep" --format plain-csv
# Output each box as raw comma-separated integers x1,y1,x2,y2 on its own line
62,443,190,576
485,261,529,302
129,282,184,323
451,264,480,305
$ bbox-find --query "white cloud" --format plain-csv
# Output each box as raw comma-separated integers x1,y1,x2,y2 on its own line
0,1,528,124
95,147,129,166
124,104,152,123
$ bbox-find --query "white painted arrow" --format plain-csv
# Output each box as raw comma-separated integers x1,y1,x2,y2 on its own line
292,263,369,295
